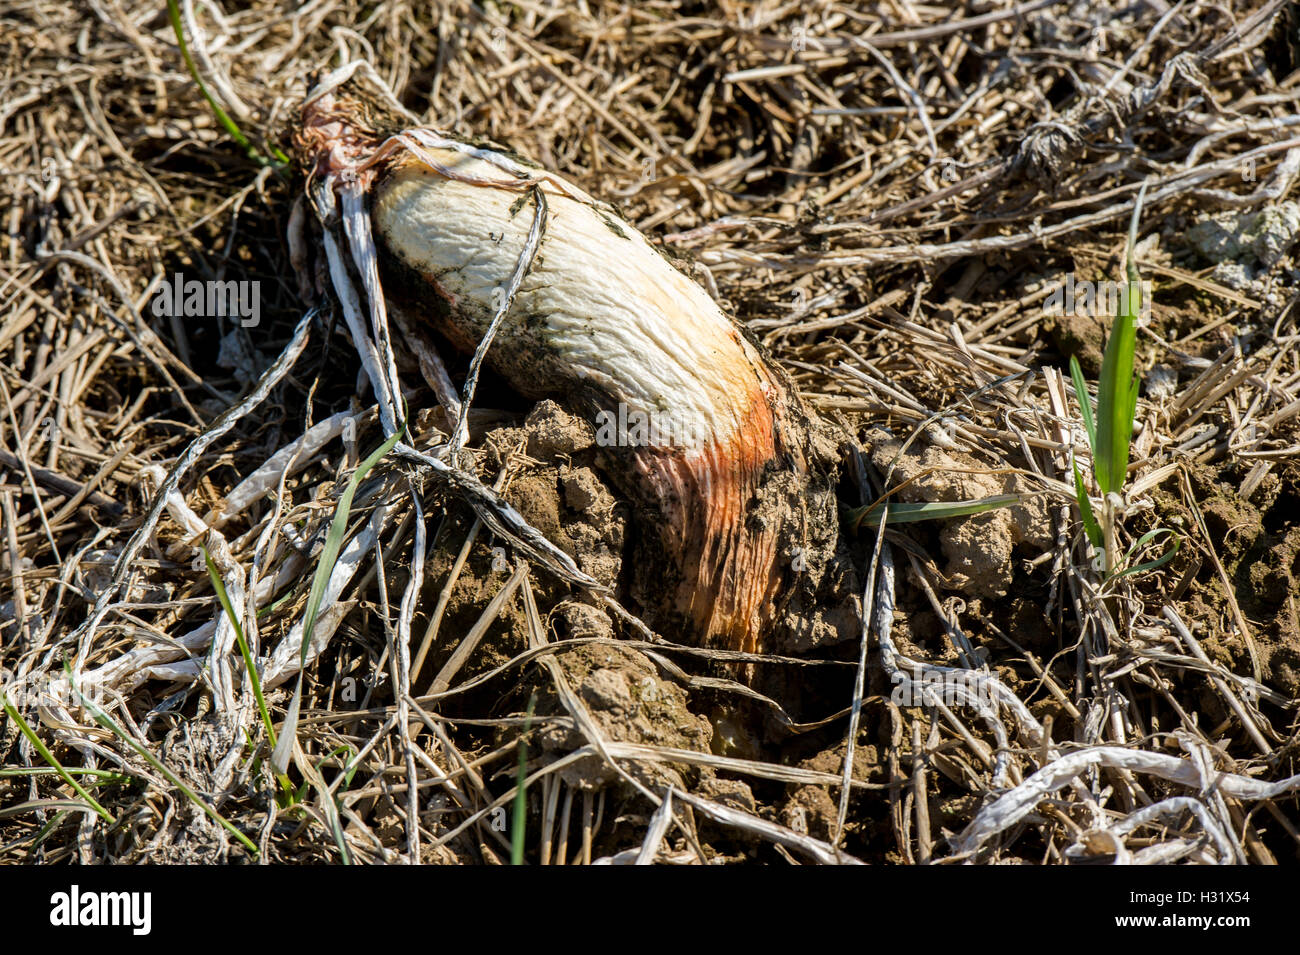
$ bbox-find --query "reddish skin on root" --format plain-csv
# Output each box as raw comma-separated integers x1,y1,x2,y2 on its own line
295,80,828,655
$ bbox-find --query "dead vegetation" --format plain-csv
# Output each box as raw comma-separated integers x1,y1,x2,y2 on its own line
1,0,1300,864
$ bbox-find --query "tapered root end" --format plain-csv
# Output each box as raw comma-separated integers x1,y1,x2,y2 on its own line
634,384,808,655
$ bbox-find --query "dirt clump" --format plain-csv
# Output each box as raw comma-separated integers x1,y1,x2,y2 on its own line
484,400,628,592
781,738,883,843
864,428,1054,598
1152,461,1300,701
482,398,862,658
1043,308,1107,374
537,643,712,790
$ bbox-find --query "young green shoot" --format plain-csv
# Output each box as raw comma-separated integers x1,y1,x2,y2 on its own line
202,547,293,797
64,662,258,855
0,686,115,823
165,0,288,168
851,494,1027,531
511,690,537,865
1068,180,1178,579
270,426,403,774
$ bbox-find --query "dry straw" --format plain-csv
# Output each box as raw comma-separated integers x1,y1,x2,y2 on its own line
1,0,1299,865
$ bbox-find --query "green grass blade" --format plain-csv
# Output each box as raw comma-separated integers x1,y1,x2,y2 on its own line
0,766,130,783
851,494,1023,530
203,548,278,749
1114,527,1181,579
512,690,537,865
0,688,115,822
203,548,293,796
1094,296,1138,494
294,747,352,865
1069,355,1096,451
165,0,288,167
1126,370,1141,448
27,808,71,852
1072,457,1103,548
1095,182,1149,494
65,664,257,854
299,428,403,671
272,426,403,777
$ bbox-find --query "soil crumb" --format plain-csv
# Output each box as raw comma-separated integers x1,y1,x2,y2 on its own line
864,428,1053,597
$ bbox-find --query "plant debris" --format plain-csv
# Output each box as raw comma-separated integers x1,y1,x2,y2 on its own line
1,0,1299,866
